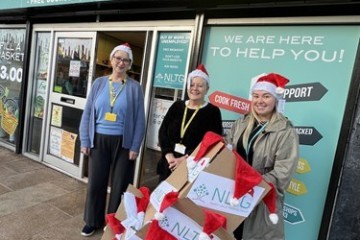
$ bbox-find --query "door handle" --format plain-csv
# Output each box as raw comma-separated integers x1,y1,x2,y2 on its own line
60,97,75,104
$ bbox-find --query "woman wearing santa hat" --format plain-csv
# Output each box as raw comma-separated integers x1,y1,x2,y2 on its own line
79,43,145,237
157,64,223,181
226,73,299,240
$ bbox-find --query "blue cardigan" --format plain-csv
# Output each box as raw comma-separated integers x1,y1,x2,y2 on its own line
79,76,145,152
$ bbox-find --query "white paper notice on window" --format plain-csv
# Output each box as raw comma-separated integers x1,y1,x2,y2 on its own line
158,206,221,240
49,127,62,157
187,171,265,217
69,60,81,77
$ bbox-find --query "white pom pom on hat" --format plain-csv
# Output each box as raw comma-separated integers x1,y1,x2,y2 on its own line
109,42,133,67
252,73,289,99
263,182,279,224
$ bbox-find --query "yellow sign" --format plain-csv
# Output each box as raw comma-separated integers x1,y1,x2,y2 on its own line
61,130,78,163
287,178,308,195
296,158,311,174
51,105,63,127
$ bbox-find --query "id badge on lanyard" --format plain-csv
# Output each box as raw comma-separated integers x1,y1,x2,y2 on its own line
174,143,186,154
105,78,125,122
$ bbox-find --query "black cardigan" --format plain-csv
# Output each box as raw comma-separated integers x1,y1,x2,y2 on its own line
157,100,223,180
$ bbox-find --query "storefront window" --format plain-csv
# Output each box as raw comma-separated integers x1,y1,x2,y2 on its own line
140,31,190,190
0,28,26,145
26,32,50,154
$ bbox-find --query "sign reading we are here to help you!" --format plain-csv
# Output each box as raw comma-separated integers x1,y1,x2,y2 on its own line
202,26,360,239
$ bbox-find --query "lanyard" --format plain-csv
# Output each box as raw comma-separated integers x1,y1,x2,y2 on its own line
245,121,268,159
109,79,126,112
180,104,201,142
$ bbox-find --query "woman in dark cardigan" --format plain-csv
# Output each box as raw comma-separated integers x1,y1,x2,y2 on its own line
157,64,223,181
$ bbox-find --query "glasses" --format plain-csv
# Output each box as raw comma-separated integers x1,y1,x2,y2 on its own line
113,56,131,64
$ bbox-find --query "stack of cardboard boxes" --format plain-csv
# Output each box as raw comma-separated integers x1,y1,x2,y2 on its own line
102,132,271,240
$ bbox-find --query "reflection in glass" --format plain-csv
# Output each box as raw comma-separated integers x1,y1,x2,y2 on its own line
26,32,50,154
53,37,92,98
0,28,26,145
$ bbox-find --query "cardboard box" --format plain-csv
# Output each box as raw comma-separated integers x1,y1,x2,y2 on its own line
185,146,270,232
137,198,235,240
101,184,148,240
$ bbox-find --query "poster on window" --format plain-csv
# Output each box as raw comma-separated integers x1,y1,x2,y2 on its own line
153,32,191,89
146,98,173,151
202,25,360,239
0,28,25,143
49,126,77,163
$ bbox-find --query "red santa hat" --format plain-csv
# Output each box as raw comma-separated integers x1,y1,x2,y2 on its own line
187,131,224,169
145,220,177,240
109,42,133,67
187,64,210,89
154,191,179,221
231,150,279,224
136,186,150,213
106,213,125,238
146,191,179,240
262,182,279,224
199,210,227,240
252,73,289,99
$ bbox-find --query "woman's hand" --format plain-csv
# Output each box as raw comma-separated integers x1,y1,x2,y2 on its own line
81,147,90,156
167,154,189,172
129,151,138,160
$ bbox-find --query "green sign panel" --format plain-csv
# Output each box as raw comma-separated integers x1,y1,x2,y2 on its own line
153,32,191,90
283,203,305,225
0,0,108,10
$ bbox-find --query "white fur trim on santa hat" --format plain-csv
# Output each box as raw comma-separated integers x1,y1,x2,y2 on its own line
252,81,280,99
187,69,209,89
109,44,133,67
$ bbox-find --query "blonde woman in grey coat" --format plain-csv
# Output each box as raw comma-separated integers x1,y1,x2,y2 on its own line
227,73,299,240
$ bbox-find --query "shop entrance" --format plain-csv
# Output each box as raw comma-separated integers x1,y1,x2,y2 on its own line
25,23,195,184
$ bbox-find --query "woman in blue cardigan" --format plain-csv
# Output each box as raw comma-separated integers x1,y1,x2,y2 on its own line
79,43,145,237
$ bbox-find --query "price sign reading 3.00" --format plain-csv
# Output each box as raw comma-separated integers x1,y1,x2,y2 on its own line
0,65,22,82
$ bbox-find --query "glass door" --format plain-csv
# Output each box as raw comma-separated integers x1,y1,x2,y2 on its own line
43,32,96,177
139,31,192,190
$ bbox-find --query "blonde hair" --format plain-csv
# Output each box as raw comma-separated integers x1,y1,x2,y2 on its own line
242,103,283,150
